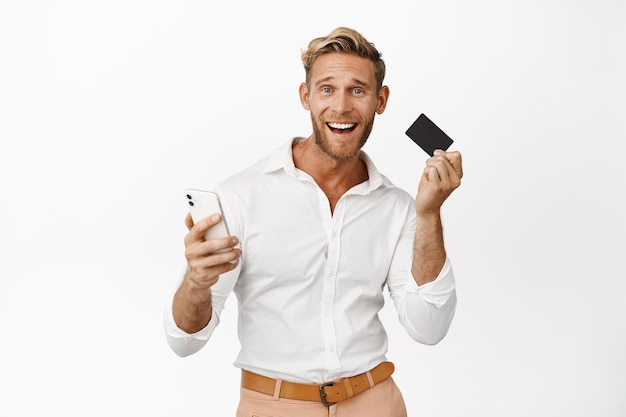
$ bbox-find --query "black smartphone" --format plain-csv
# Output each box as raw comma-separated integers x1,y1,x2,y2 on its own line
405,113,454,156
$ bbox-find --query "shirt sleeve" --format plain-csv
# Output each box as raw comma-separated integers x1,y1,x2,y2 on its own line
401,257,457,344
163,291,219,357
386,208,457,345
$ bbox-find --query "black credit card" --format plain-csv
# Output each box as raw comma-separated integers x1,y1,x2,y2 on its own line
405,113,454,156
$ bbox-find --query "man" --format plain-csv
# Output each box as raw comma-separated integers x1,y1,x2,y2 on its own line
165,27,463,416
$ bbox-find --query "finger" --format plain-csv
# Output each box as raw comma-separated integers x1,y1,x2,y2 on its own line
185,212,194,231
186,234,239,259
425,155,451,187
186,213,223,243
422,165,441,186
205,246,242,266
201,256,241,277
434,150,463,179
185,254,241,287
187,246,242,269
446,151,463,178
434,152,463,188
200,236,240,257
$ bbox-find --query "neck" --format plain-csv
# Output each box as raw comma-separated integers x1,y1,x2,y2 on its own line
293,136,368,213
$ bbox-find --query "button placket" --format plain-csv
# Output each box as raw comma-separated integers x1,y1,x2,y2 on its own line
320,197,346,377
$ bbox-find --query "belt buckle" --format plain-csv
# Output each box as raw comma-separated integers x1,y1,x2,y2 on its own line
319,382,336,406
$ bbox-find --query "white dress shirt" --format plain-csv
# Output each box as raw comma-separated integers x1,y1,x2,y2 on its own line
164,137,457,383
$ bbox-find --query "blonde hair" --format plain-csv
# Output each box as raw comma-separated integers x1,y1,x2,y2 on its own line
301,27,386,90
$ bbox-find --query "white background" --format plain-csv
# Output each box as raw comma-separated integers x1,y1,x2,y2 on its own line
1,0,624,416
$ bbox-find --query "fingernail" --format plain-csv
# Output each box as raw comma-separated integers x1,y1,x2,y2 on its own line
212,214,221,222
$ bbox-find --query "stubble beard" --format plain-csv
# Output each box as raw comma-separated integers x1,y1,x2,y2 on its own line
311,115,375,162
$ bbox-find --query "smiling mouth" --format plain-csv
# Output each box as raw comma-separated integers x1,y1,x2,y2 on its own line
327,122,357,134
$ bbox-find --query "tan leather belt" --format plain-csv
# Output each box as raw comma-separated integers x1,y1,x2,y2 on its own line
241,362,394,406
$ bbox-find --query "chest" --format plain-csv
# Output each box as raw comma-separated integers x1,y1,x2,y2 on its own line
236,189,403,291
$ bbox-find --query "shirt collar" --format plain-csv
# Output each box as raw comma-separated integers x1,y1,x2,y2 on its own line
263,137,393,193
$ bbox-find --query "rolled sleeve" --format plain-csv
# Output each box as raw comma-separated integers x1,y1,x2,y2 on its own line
405,257,456,307
163,299,219,357
395,257,457,345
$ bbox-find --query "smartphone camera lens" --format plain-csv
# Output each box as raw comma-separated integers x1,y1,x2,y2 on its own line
186,194,192,199
188,201,194,207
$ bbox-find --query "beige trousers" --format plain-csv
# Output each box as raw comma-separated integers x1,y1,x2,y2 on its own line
236,377,408,417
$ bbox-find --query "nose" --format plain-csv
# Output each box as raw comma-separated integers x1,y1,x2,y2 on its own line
331,90,353,114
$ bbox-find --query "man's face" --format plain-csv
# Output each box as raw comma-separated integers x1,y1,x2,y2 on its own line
299,52,389,161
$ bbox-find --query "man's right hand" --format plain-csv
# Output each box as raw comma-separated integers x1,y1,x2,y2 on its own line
183,212,242,289
172,213,241,333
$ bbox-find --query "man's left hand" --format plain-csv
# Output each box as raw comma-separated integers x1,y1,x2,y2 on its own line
415,150,463,216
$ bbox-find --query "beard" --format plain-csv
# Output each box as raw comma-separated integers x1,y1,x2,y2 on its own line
310,115,375,161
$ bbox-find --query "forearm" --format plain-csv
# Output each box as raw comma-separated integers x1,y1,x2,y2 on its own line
411,211,446,286
172,278,213,334
165,268,235,357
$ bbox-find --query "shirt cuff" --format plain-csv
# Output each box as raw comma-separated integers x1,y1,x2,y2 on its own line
405,257,456,307
163,302,218,341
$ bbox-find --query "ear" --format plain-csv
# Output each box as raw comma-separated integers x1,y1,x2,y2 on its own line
299,83,310,110
375,85,390,115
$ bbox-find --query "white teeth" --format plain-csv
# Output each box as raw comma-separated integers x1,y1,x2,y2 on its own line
328,123,355,130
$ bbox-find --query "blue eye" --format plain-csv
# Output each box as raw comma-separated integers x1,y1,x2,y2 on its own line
353,88,364,95
322,87,332,94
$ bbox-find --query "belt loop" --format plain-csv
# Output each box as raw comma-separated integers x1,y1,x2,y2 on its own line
343,378,354,398
272,379,283,400
365,371,375,388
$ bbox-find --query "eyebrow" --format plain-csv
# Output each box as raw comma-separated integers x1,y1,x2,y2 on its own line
313,76,371,88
